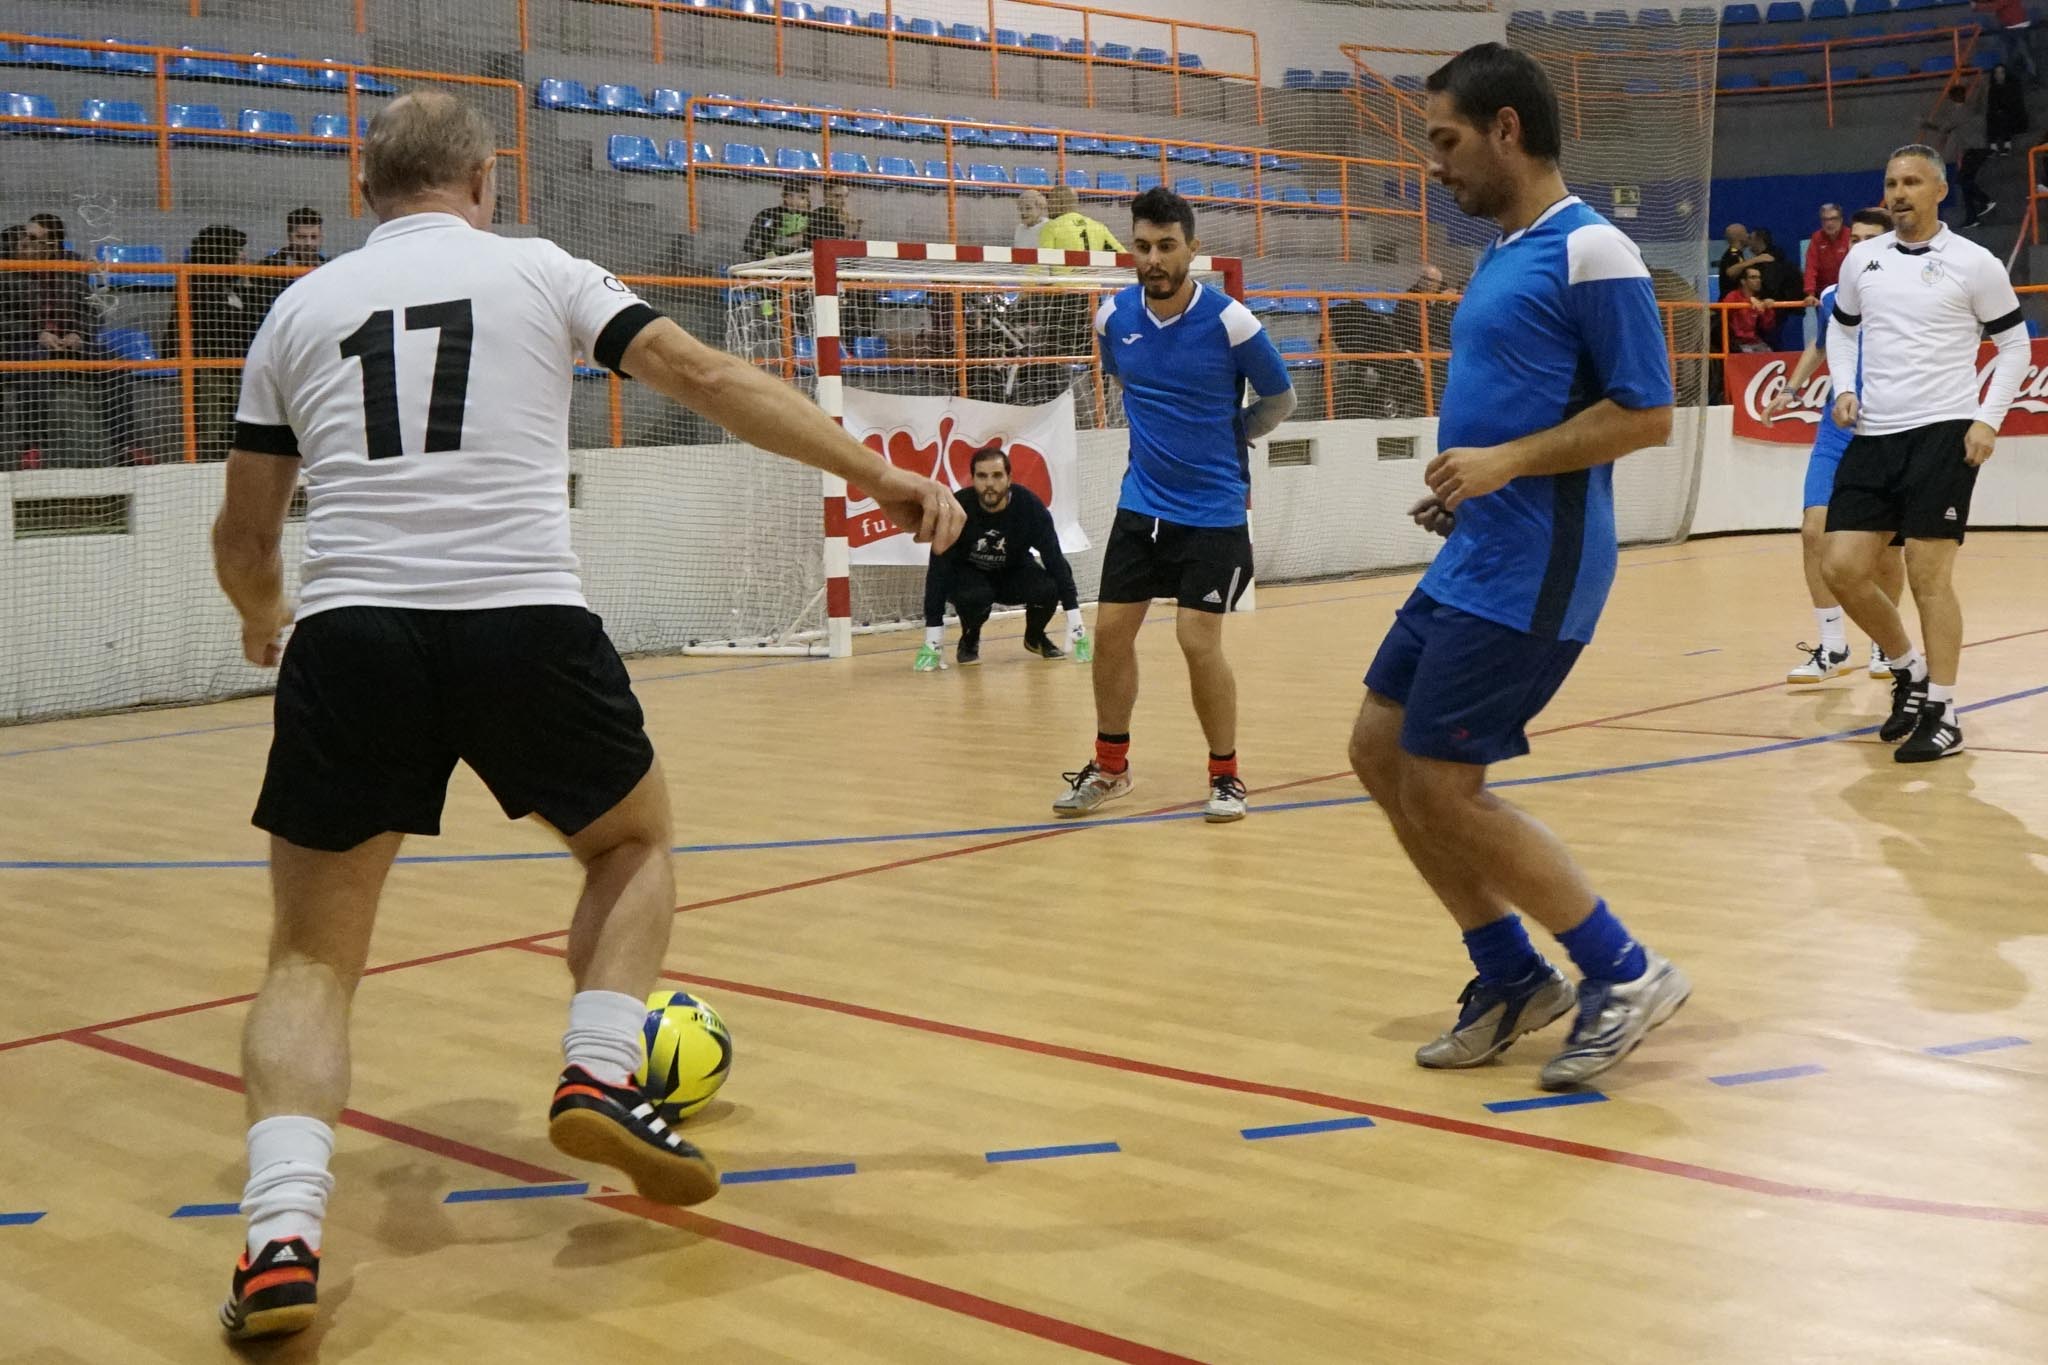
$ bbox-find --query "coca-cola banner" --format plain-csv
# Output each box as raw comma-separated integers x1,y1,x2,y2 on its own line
1727,342,2048,444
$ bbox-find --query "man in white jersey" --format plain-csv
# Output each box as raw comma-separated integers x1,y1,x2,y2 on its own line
209,92,961,1340
1820,145,2030,762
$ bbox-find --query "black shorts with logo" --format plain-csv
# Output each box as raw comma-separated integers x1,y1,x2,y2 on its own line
1825,418,1979,543
1097,508,1254,613
253,605,655,852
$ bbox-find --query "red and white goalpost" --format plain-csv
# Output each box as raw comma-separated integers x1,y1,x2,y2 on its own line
723,239,1247,659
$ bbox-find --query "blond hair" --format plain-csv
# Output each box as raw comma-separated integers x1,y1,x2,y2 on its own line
362,90,496,206
1045,185,1081,218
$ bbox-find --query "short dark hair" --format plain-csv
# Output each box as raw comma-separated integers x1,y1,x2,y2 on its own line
28,212,65,240
1131,186,1195,241
1850,207,1894,231
970,444,1009,473
286,206,323,231
1424,43,1562,162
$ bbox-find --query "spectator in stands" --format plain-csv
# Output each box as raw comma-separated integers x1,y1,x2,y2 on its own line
743,178,811,260
1396,264,1452,416
0,224,30,469
249,207,329,325
1802,203,1850,305
1975,1,2038,87
1924,82,1994,224
16,212,145,467
1715,222,1752,287
804,181,863,246
180,224,256,463
1727,264,1781,352
1746,228,1805,304
1038,186,1125,253
1987,63,2030,154
1014,189,1050,250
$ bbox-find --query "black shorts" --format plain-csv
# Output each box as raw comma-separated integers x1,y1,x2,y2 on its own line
1098,508,1253,613
253,605,655,853
1825,419,1979,543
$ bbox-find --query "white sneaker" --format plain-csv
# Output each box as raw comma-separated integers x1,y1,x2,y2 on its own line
1204,772,1247,822
1052,761,1133,817
1786,641,1853,684
1537,952,1691,1091
1868,642,1892,678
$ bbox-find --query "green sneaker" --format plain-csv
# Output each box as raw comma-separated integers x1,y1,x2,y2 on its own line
913,643,943,672
1071,631,1093,663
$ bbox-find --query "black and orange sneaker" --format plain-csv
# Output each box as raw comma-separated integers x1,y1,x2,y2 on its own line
219,1236,319,1340
547,1065,720,1206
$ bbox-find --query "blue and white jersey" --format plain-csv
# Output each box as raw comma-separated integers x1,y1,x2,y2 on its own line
1095,281,1292,528
1420,197,1673,644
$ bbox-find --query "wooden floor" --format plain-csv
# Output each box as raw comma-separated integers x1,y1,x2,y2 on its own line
5,531,2048,1365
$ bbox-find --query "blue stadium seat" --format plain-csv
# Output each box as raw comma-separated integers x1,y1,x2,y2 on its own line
94,38,156,74
847,336,886,360
1807,0,1848,17
1135,172,1162,191
1506,9,1545,24
1178,53,1202,68
309,112,362,145
102,326,175,377
650,87,690,116
1212,149,1253,168
945,23,982,41
1277,336,1321,369
702,99,759,123
922,158,949,178
829,150,872,174
1064,168,1091,187
1723,3,1762,21
165,102,228,143
1014,164,1053,186
1719,71,1762,88
1392,74,1424,92
1066,135,1105,153
1025,33,1059,51
984,127,1023,146
1168,144,1212,163
1314,188,1343,206
608,133,667,171
1208,180,1243,199
949,123,988,144
1096,171,1132,192
1022,128,1058,149
1765,1,1805,20
1868,59,1911,76
1552,10,1589,24
1100,138,1141,156
169,46,246,80
94,245,170,289
1637,8,1674,22
780,1,817,19
597,83,652,115
535,78,597,110
1259,183,1286,202
1282,67,1315,88
239,108,303,144
1278,186,1312,203
668,138,715,165
1276,285,1319,315
1134,46,1168,64
79,97,150,139
722,141,769,167
1968,48,1999,67
1063,37,1091,54
1172,176,1204,195
1098,42,1133,60
1829,62,1861,80
775,146,822,171
1593,10,1631,25
1850,0,1892,11
904,17,939,36
1768,68,1810,85
23,34,96,68
1919,52,1955,71
876,154,918,177
995,28,1021,46
966,162,1009,183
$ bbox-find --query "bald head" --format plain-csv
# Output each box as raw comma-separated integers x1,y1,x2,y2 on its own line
362,90,497,217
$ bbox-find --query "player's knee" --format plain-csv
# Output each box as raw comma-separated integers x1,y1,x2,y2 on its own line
1818,545,1864,595
1799,516,1826,556
1397,765,1478,841
1348,726,1399,798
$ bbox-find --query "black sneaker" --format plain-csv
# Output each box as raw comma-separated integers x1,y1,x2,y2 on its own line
220,1236,320,1340
957,627,981,666
548,1065,720,1206
1879,667,1929,742
1895,699,1964,763
1022,632,1064,660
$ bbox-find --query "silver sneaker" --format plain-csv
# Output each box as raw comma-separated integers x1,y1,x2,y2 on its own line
1204,772,1247,822
1537,952,1691,1091
1052,761,1133,817
1416,965,1577,1069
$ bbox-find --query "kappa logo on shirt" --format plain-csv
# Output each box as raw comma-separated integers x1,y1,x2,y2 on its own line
1863,259,1883,273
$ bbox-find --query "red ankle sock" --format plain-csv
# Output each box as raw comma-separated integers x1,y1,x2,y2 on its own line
1208,752,1238,780
1095,736,1130,775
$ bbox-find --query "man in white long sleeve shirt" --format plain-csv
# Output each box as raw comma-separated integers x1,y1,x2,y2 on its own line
1821,143,2030,762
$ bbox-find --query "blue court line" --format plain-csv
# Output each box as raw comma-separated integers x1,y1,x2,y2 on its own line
1682,648,1721,657
985,1141,1121,1164
0,720,270,761
721,1161,859,1185
0,1211,46,1227
1925,1036,2030,1057
171,1201,242,1218
1240,1115,1377,1141
444,1181,590,1204
1483,1092,1609,1114
1709,1064,1828,1087
9,681,2046,874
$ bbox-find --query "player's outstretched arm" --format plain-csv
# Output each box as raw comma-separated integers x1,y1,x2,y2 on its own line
212,449,301,666
621,317,964,552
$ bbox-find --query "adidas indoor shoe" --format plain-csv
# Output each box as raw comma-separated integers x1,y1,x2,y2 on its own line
1052,761,1132,816
1538,952,1692,1090
1787,642,1853,684
1416,965,1577,1069
548,1065,720,1206
1895,699,1964,763
220,1236,320,1341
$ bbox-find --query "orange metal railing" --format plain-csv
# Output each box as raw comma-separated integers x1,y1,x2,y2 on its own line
514,0,1263,121
0,33,531,222
681,95,1425,264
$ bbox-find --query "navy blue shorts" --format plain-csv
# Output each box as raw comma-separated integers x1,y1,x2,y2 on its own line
1363,590,1585,767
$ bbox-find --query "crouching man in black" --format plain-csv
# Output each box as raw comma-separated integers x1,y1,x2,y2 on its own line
915,445,1085,669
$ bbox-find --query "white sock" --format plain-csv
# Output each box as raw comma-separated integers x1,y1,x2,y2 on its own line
923,625,942,649
1927,682,1955,708
1065,608,1085,634
243,1115,335,1256
563,989,647,1087
1814,607,1847,654
1893,647,1928,682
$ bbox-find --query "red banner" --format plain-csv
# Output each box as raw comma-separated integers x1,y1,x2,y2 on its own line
1727,341,2048,444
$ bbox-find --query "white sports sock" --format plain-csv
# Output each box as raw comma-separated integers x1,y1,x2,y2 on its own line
1892,647,1928,682
563,989,647,1087
1814,607,1847,654
243,1115,335,1257
923,625,942,648
1927,682,1955,707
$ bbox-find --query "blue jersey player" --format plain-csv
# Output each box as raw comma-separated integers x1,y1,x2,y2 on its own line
1763,207,1904,684
1348,44,1690,1091
1052,187,1295,824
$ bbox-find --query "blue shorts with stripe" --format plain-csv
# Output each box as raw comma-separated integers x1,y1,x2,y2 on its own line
1364,589,1585,767
1803,426,1854,509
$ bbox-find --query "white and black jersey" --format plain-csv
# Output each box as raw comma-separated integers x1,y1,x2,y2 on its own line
1825,225,2030,436
234,212,660,617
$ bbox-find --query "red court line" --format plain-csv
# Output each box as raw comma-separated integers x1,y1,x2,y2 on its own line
68,1032,1207,1365
517,946,2048,1228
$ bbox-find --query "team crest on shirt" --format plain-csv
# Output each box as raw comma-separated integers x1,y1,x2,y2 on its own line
1920,259,1945,285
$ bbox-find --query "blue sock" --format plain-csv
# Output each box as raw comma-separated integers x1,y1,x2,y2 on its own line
1462,914,1544,986
1556,900,1648,984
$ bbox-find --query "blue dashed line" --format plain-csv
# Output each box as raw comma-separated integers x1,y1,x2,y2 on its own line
1709,1064,1827,1087
0,1211,47,1227
1484,1092,1609,1114
722,1162,859,1185
170,1201,242,1218
1925,1036,2029,1057
985,1141,1121,1164
444,1181,590,1203
1240,1116,1376,1141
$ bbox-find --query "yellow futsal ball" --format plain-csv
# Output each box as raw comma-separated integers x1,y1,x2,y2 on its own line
635,988,733,1121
